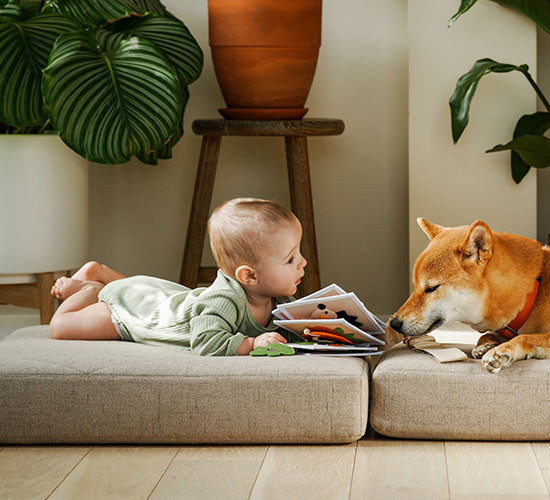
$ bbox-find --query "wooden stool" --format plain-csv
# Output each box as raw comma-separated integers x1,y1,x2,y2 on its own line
180,118,345,296
0,272,67,325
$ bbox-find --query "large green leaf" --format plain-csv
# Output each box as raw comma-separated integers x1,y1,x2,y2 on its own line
0,12,79,126
43,0,166,27
505,112,550,183
0,0,21,19
42,29,182,164
493,1,550,34
487,134,550,169
449,58,529,143
137,85,189,164
106,14,203,85
99,13,202,164
449,0,550,34
448,0,479,27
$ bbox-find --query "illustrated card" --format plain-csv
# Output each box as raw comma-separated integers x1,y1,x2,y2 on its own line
274,319,385,345
276,292,385,334
297,283,346,301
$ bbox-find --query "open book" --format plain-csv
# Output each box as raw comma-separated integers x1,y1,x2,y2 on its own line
273,284,386,355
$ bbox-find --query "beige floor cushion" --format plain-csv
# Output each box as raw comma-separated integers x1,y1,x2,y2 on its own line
0,326,369,444
370,342,550,440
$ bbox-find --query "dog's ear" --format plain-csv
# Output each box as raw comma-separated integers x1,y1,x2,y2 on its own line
417,218,444,240
458,220,493,265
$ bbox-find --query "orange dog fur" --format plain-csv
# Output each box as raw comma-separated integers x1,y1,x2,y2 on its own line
387,218,550,372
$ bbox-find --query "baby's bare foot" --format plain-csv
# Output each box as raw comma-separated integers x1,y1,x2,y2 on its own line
50,277,103,300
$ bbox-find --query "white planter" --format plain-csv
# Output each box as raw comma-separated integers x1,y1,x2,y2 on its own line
0,135,89,284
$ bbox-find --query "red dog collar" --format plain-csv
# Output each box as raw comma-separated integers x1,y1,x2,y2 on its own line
496,277,541,339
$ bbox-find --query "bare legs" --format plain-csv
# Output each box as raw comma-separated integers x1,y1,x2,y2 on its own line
49,261,125,340
51,261,127,300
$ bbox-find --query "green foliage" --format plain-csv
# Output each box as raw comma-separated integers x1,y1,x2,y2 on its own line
448,2,550,183
0,0,203,165
449,0,550,34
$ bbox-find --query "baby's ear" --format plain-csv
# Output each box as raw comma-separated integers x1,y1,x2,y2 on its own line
234,265,257,286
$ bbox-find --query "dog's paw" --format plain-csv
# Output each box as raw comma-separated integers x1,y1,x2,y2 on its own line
481,346,514,373
471,342,498,359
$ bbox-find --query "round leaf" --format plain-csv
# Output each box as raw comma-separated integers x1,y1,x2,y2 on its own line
0,12,79,126
42,30,182,164
107,14,203,86
44,0,168,27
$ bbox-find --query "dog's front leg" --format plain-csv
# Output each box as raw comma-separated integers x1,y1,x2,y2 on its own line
472,333,501,359
482,332,550,373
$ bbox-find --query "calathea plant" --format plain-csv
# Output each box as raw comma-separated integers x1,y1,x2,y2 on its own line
448,0,550,183
0,0,203,165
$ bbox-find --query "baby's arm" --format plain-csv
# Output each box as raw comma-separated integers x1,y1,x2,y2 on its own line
189,312,245,356
188,292,287,356
188,293,251,355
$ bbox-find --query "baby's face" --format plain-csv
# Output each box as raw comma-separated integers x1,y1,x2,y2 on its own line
254,220,307,298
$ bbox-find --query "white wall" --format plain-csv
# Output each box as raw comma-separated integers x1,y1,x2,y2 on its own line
537,27,550,246
88,0,410,317
409,0,537,274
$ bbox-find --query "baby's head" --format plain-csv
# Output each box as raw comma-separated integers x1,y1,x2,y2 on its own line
208,198,307,297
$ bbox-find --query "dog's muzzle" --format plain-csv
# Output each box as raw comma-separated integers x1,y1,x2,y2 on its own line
389,317,404,333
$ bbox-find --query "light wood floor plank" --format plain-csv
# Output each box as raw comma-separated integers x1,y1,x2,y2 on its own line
0,446,91,500
533,443,550,493
445,442,548,499
350,438,449,499
150,445,267,499
48,445,179,499
250,443,356,500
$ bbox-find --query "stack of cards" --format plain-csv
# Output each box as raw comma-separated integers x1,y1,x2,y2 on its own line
273,284,386,356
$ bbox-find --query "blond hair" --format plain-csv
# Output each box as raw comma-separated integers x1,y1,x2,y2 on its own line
208,198,298,274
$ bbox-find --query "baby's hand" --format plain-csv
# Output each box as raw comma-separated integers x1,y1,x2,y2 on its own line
254,332,287,348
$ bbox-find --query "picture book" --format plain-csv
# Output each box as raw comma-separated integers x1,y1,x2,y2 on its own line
286,342,382,356
273,283,386,352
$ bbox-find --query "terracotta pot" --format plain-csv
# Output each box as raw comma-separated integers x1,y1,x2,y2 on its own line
208,0,322,120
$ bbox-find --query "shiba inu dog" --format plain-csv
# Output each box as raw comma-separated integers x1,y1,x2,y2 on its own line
387,218,550,372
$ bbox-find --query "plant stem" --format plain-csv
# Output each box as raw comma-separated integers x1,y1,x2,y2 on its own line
521,69,550,111
38,119,50,134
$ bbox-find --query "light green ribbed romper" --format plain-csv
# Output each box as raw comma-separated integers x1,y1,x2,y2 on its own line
98,270,294,356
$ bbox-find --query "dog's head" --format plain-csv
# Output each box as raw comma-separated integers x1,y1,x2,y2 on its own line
388,218,492,339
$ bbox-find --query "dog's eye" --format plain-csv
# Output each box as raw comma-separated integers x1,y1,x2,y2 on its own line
425,285,440,294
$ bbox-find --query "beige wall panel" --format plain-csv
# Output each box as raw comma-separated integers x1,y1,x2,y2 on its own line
409,0,537,276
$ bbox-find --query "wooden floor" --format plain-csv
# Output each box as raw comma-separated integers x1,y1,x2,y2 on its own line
1,432,549,499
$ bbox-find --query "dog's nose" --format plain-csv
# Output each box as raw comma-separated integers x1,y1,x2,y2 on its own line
390,317,404,333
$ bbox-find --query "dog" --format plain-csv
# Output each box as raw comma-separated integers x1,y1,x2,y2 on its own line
386,218,550,372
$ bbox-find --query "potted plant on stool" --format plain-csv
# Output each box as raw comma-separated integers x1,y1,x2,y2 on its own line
0,0,203,322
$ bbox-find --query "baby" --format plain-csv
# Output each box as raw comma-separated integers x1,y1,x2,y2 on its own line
49,198,307,356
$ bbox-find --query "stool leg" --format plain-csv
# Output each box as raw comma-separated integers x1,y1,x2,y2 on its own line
285,136,320,295
37,272,55,325
180,136,222,288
